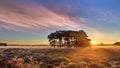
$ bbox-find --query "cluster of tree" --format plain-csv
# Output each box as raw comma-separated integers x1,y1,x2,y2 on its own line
0,43,7,46
48,30,91,48
114,42,120,45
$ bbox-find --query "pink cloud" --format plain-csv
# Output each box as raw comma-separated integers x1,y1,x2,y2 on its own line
0,1,85,32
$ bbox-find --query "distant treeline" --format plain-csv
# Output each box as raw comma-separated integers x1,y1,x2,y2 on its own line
114,42,120,45
0,43,7,46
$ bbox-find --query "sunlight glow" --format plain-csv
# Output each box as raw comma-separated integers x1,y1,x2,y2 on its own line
91,41,97,44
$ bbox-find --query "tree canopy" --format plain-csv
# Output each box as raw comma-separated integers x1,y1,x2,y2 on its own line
48,30,91,48
114,42,120,45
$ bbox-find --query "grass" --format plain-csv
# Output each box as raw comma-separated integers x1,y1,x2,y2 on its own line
0,45,120,68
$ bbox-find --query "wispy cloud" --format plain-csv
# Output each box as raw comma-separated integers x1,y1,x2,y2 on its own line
0,0,85,32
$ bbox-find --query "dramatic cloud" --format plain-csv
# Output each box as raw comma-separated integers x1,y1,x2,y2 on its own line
0,0,85,32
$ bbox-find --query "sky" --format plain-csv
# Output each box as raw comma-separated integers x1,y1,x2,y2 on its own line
0,0,120,45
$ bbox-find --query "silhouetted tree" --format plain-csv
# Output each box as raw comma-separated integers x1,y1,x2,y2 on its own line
0,43,7,46
114,42,120,45
48,33,57,47
100,42,104,45
48,30,91,48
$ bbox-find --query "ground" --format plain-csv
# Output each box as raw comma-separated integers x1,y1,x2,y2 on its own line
0,45,120,68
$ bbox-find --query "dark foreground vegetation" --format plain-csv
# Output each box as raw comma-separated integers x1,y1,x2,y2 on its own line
48,30,91,48
1,46,120,68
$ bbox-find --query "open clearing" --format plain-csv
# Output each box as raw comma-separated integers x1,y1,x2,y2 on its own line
0,45,120,68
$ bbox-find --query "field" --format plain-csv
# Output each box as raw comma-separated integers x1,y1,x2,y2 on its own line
0,45,120,68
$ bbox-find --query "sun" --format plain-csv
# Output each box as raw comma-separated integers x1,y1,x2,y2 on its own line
91,41,97,44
